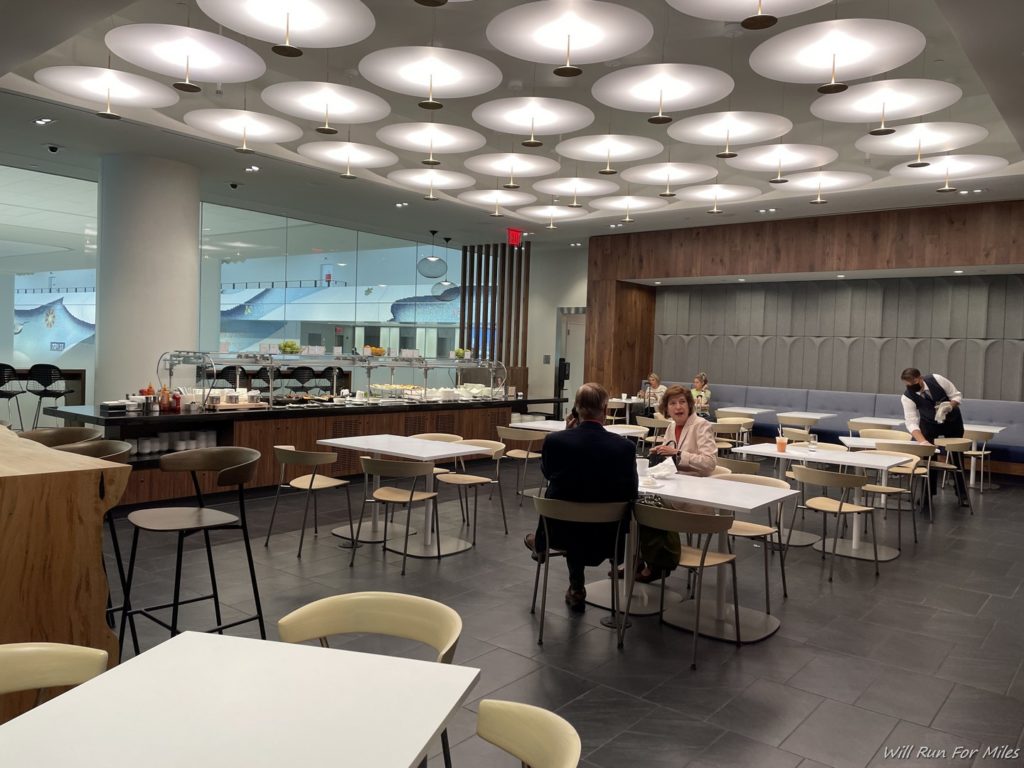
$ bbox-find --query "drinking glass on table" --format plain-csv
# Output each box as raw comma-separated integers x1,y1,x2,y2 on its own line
808,434,818,452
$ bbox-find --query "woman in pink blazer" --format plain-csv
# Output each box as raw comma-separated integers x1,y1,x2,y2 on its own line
649,385,718,476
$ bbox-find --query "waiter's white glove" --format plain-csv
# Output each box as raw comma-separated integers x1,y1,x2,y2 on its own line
935,401,953,424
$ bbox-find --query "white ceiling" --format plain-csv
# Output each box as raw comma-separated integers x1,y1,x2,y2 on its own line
0,0,1021,277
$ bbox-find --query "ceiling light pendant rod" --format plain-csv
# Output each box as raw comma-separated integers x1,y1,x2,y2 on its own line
569,181,582,208
340,154,356,180
708,193,722,214
424,178,438,201
908,139,930,168
490,200,504,217
598,148,616,176
648,90,671,125
546,214,558,229
272,12,302,57
717,129,737,159
174,54,201,93
235,125,255,154
419,73,442,110
554,35,582,77
869,101,895,136
660,172,675,198
769,157,787,184
810,180,828,204
937,167,956,192
742,0,778,30
423,138,440,166
818,53,847,94
523,117,542,147
503,164,519,189
317,102,339,135
621,200,634,223
97,87,120,120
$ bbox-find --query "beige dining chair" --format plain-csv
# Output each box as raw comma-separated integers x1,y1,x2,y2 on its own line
437,439,508,542
0,643,108,704
777,414,818,434
860,428,911,441
410,432,463,474
934,437,974,515
476,699,582,768
636,415,671,456
496,426,547,505
963,428,994,493
877,441,936,523
715,457,759,475
859,449,918,551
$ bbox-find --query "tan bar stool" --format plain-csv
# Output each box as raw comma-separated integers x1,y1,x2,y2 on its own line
792,465,875,582
350,458,437,575
436,439,508,543
264,445,353,558
496,426,547,505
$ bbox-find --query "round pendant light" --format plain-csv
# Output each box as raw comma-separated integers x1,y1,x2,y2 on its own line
105,24,266,92
724,143,838,181
531,177,620,204
665,0,831,30
184,109,302,151
749,19,925,94
472,97,594,146
464,153,560,189
376,122,486,165
388,168,475,189
261,82,390,133
458,189,538,209
888,154,1008,180
34,66,180,118
486,0,653,77
297,142,398,177
676,184,762,203
359,46,502,108
196,0,374,57
810,78,962,135
783,171,873,191
555,134,663,175
516,205,589,222
667,111,792,158
620,162,719,191
591,64,733,123
854,122,988,156
590,195,669,216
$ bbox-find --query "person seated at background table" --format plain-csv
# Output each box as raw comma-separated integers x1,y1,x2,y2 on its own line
637,372,667,417
639,385,719,581
524,382,638,612
900,366,969,505
692,372,712,420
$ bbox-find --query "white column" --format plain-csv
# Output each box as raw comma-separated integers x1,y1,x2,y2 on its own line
198,251,222,352
0,274,13,363
96,156,200,403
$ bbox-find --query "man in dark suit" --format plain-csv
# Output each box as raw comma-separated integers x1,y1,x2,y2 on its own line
524,382,638,611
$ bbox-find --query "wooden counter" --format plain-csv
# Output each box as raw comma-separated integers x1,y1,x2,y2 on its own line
0,427,130,722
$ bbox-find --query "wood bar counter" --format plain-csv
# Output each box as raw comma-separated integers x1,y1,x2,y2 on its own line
44,399,559,505
0,427,130,722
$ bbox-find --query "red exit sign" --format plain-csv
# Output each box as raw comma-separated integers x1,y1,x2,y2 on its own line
506,228,523,246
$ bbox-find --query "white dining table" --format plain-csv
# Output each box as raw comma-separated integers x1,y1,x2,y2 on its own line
734,443,911,562
318,434,485,557
610,396,646,424
508,419,648,438
0,632,480,768
776,411,836,427
851,416,906,428
716,406,774,418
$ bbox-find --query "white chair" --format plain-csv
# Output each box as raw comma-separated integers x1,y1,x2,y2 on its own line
636,415,671,456
606,399,626,424
0,642,108,705
476,699,582,768
278,592,462,768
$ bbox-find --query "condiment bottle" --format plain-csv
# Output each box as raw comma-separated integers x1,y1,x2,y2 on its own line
172,392,181,413
159,386,171,413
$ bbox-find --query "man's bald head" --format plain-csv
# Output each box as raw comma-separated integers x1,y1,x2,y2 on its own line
575,382,609,422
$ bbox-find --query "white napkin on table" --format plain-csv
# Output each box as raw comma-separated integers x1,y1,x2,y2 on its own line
647,460,679,480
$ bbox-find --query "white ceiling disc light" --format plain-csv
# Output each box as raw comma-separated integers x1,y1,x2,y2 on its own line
665,0,832,30
261,82,390,132
591,64,734,123
676,184,762,202
667,111,792,158
184,109,302,151
196,0,374,56
783,171,873,191
516,205,589,222
358,46,502,107
376,122,486,156
458,189,537,207
34,66,179,115
471,97,594,145
725,143,838,177
464,153,560,189
486,0,654,77
532,177,619,197
105,24,266,92
749,19,926,94
854,122,988,156
889,154,1008,180
590,195,669,212
388,168,475,189
620,162,718,186
810,78,962,133
555,134,664,175
297,141,398,172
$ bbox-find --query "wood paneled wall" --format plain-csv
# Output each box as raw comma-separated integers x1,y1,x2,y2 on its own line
461,241,531,393
585,201,1024,392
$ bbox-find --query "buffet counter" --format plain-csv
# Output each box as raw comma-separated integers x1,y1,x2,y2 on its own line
45,398,561,505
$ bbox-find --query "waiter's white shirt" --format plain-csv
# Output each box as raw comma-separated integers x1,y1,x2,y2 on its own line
901,373,962,433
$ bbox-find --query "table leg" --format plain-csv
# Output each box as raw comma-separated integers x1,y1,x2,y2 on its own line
331,450,415,545
386,460,473,559
586,520,679,615
969,440,978,488
423,465,436,547
812,468,899,562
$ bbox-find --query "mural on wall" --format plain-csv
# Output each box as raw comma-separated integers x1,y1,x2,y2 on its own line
13,295,95,365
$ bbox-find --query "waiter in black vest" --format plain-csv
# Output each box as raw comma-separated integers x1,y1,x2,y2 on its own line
900,367,968,504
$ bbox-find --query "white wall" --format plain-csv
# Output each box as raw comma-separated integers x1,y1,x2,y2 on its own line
526,247,588,408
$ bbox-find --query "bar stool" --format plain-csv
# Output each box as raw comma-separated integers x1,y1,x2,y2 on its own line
119,447,264,655
19,426,102,447
264,445,353,558
0,363,25,431
350,458,437,575
26,364,73,429
495,426,547,505
288,365,316,394
437,439,507,542
792,465,875,582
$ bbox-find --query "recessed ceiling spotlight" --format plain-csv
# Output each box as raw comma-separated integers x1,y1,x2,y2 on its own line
336,262,347,267
758,209,766,213
244,165,260,173
953,269,964,274
837,274,845,279
972,189,983,193
738,278,746,282
654,280,662,285
33,117,55,126
394,202,410,208
957,189,969,195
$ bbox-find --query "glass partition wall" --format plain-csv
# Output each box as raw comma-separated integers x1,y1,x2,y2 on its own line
198,203,463,388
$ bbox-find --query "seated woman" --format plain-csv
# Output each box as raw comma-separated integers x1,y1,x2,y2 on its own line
639,385,718,581
637,372,667,418
692,372,713,420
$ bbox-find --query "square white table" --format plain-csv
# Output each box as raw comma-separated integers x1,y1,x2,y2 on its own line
609,396,646,424
734,443,911,562
850,416,906,429
0,632,480,768
318,434,486,557
777,411,836,428
508,420,648,439
716,407,773,418
963,424,1005,488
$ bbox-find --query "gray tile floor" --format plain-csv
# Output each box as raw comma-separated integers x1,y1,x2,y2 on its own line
107,460,1024,768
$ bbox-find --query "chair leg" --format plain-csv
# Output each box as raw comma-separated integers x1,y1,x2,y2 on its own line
730,560,741,647
345,485,355,544
170,531,186,637
434,502,442,561
14,396,24,431
496,477,508,535
382,502,390,554
762,536,771,615
118,527,141,657
518,458,528,508
869,511,880,578
237,492,267,640
441,729,453,768
264,468,285,547
401,505,413,576
31,396,42,429
829,514,840,583
821,512,828,561
471,486,479,547
350,497,368,568
691,566,705,669
777,525,788,600
313,490,319,536
297,487,314,559
530,559,541,614
105,513,128,624
537,553,550,645
202,529,223,633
